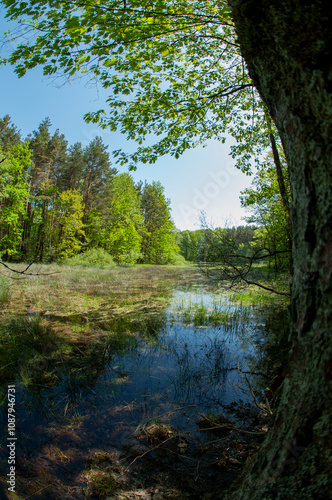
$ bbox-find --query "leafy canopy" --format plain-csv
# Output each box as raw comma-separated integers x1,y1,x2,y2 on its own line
140,180,177,263
0,144,31,256
1,0,272,172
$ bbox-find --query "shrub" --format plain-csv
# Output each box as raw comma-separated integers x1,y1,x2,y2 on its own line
64,248,116,268
168,253,188,266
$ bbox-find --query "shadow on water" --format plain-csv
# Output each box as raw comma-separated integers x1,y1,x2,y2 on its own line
0,277,289,499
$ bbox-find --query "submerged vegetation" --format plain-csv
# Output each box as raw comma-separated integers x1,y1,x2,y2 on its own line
0,316,57,387
0,275,10,304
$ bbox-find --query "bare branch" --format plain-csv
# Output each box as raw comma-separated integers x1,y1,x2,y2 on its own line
0,261,60,277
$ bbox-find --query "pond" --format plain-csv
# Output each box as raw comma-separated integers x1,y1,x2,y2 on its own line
0,267,288,499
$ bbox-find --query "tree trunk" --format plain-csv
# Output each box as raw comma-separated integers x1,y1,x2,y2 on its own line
224,1,332,498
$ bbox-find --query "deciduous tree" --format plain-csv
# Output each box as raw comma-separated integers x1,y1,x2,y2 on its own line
53,189,85,260
140,181,177,264
101,172,143,264
0,144,30,259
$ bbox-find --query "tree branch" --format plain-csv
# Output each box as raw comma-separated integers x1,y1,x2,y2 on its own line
0,261,60,277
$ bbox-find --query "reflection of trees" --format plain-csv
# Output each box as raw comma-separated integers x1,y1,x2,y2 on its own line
25,312,169,411
242,306,290,405
155,326,234,406
177,341,225,396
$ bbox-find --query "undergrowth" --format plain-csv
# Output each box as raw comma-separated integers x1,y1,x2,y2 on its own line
64,247,116,268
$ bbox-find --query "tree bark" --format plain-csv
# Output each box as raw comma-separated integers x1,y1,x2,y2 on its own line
224,1,332,498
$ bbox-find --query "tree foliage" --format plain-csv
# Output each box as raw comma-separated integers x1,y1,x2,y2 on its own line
1,0,278,172
139,181,178,264
0,114,21,151
0,143,30,258
101,172,143,264
240,151,291,274
192,158,291,295
53,189,85,260
0,0,291,269
0,0,291,273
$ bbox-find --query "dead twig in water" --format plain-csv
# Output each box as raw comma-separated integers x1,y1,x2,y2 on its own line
126,433,179,470
238,366,273,417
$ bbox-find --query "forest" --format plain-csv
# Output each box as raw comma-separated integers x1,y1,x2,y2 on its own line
0,113,290,279
0,115,179,265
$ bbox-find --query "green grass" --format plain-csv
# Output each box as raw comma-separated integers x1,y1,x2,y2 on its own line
174,295,252,327
229,285,289,307
0,315,58,385
0,275,11,303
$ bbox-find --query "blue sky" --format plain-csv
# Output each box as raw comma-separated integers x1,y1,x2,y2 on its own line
0,18,253,231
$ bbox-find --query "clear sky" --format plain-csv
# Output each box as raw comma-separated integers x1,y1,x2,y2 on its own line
0,17,253,231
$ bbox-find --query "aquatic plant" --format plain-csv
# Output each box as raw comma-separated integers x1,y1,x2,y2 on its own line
0,315,57,384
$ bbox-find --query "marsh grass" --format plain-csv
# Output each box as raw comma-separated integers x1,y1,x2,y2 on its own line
0,314,144,400
85,452,121,498
0,263,291,500
0,264,200,409
0,315,58,386
229,285,289,307
0,274,10,303
174,295,253,328
1,263,200,319
0,265,287,395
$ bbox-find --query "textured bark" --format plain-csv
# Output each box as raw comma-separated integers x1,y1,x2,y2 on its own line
269,130,290,215
223,1,332,498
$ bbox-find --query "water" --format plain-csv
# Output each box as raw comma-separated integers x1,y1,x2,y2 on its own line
0,282,283,498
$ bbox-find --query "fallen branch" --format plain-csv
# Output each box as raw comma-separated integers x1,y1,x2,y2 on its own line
239,368,273,417
126,433,179,470
0,261,61,278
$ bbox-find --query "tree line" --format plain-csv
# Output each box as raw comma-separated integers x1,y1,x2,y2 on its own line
0,115,178,265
